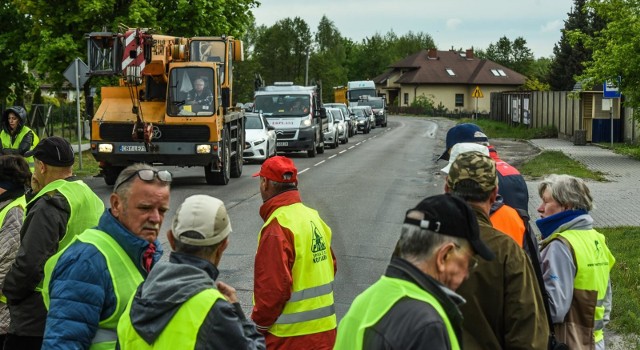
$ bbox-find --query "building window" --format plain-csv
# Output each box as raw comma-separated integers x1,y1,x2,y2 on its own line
455,94,464,107
446,68,456,76
491,69,500,76
404,93,409,105
497,69,507,76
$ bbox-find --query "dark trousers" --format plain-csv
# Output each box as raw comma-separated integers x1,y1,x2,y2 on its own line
2,334,43,350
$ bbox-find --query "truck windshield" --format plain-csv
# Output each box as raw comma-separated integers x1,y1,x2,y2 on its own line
254,95,310,116
167,67,216,117
347,89,376,102
359,100,384,108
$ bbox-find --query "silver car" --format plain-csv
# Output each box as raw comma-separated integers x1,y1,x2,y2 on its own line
324,103,356,137
327,107,348,144
323,108,341,149
243,112,277,162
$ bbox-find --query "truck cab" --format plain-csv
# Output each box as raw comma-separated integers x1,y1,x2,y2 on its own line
253,83,326,157
358,96,387,127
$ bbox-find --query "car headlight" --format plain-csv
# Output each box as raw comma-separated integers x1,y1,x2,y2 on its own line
378,111,384,115
358,120,365,124
254,138,265,146
300,119,312,127
196,144,212,154
98,143,113,153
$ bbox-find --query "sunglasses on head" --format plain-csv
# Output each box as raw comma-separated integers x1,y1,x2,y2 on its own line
114,169,172,191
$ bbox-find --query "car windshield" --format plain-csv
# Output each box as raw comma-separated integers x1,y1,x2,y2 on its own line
353,109,366,117
245,115,263,129
331,111,343,120
254,95,310,116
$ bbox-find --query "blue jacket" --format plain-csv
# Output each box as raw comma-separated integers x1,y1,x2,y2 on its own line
42,209,163,349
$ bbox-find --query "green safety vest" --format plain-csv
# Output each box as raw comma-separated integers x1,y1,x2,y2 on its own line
118,288,224,349
0,126,39,171
42,229,144,350
30,179,104,291
0,195,27,303
334,276,461,350
549,229,616,344
257,202,336,337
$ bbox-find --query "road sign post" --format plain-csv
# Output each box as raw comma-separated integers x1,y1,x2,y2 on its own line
472,86,484,119
63,58,90,170
603,79,621,147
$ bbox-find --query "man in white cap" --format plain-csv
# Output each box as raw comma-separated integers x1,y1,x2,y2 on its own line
117,195,265,349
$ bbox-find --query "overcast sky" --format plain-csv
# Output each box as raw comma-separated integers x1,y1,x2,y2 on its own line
252,0,575,58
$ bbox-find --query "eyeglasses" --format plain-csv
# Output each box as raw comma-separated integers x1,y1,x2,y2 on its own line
114,169,172,191
454,243,478,272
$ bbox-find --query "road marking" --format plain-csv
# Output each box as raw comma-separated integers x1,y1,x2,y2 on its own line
328,155,337,159
356,142,362,146
348,146,355,149
299,167,310,174
339,150,347,154
314,160,325,166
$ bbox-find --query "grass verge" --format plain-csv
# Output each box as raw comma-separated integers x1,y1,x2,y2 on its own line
598,227,640,339
519,150,607,181
596,143,640,161
72,150,100,178
457,118,557,139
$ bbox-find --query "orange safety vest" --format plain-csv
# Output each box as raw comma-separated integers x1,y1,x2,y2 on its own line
490,204,525,247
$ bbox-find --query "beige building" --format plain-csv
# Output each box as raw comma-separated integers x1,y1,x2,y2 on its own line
373,49,526,113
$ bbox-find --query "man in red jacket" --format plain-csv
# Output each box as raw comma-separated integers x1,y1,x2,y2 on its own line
252,156,337,350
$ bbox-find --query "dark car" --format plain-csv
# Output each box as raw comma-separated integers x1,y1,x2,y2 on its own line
351,106,371,134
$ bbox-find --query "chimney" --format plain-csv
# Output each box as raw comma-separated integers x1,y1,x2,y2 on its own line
466,48,474,59
427,48,438,59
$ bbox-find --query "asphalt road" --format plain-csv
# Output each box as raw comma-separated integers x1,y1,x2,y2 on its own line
82,115,447,318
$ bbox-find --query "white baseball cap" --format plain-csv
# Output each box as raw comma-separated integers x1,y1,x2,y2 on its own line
440,142,490,174
172,195,232,246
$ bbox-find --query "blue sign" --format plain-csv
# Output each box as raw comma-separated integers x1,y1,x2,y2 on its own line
603,78,621,99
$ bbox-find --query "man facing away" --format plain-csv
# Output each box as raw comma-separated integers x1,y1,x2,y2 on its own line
252,156,337,349
335,194,495,350
444,151,549,349
117,194,265,349
2,136,104,350
41,163,169,349
438,122,529,213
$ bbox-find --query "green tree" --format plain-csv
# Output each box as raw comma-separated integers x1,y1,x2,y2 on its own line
14,0,257,90
481,36,534,75
0,0,34,104
548,0,602,91
573,0,640,112
253,17,312,85
311,16,348,102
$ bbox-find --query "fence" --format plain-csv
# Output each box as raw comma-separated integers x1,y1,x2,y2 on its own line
26,104,85,141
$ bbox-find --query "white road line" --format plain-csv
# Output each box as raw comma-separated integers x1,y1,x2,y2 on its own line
314,160,325,166
348,146,355,149
339,150,347,154
356,142,362,146
299,167,310,174
328,155,337,159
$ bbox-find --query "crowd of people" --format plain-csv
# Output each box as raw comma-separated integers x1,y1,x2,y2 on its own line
0,105,616,350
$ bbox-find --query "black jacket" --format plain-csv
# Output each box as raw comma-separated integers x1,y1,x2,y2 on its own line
362,257,465,350
2,182,72,336
123,252,265,350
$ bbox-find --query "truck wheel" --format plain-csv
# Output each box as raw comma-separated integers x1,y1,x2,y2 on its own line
205,136,230,185
230,132,243,178
103,166,124,186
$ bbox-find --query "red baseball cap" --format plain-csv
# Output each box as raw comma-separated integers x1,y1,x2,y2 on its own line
252,156,298,183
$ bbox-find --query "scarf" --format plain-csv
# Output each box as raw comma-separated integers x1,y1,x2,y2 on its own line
536,209,588,239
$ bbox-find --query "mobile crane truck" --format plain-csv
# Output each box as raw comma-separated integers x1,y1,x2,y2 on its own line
86,26,245,185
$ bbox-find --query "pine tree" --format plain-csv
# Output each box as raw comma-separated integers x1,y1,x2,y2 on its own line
548,0,603,91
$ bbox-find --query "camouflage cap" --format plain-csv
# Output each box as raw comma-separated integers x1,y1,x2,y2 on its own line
446,151,498,192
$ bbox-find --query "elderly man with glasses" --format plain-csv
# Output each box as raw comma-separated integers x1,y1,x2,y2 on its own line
41,163,171,350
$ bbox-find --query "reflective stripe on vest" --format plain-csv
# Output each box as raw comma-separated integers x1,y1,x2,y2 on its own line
31,179,104,291
490,204,525,247
258,202,336,337
0,127,39,171
551,229,615,343
118,288,223,349
0,195,27,304
335,276,460,350
42,229,143,350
